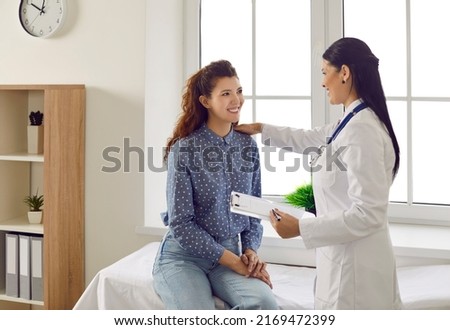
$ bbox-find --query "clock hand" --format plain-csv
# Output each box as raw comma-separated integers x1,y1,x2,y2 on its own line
40,0,46,15
31,3,43,12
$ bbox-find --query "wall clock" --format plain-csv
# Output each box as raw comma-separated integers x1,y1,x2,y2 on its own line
19,0,67,38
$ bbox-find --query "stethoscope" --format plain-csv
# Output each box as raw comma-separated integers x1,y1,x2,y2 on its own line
309,102,367,167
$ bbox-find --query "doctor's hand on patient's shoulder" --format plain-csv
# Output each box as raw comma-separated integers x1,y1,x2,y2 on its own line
234,123,263,135
269,209,301,239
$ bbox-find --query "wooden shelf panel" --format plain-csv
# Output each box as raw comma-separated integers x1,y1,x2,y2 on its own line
0,216,43,235
0,84,85,91
0,292,44,306
0,153,44,162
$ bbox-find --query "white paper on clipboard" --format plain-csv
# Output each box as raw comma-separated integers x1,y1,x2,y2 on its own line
230,191,308,221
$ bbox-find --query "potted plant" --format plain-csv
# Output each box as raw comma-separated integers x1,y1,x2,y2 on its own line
27,110,44,154
24,189,44,224
29,110,44,126
284,182,316,216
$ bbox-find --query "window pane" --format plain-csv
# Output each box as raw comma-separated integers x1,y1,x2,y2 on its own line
412,102,450,205
344,0,406,96
255,0,310,96
387,101,407,203
201,0,312,196
239,99,253,125
200,0,253,90
411,0,450,97
256,100,311,195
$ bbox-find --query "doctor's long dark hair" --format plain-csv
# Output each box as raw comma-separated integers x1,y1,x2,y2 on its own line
323,37,400,178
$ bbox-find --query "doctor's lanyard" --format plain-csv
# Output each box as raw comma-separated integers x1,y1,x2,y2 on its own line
310,102,367,167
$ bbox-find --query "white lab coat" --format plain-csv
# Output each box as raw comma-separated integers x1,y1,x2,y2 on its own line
262,100,402,309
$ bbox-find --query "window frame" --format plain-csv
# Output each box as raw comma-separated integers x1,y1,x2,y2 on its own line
194,0,450,226
342,0,450,225
143,0,450,231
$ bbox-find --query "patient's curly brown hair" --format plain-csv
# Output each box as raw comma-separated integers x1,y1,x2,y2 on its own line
164,60,238,162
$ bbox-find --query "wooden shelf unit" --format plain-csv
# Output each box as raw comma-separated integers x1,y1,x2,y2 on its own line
0,84,85,310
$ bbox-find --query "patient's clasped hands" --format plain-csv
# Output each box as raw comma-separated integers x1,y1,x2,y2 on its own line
241,249,273,289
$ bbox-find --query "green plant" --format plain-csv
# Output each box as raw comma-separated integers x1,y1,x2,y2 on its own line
284,183,316,216
24,189,44,211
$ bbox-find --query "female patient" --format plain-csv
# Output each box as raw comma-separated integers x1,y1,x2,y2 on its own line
152,60,278,310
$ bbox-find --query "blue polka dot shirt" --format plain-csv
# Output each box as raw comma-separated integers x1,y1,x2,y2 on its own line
162,123,263,264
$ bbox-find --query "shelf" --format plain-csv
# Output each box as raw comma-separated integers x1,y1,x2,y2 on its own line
0,152,44,162
0,84,85,91
0,292,44,306
0,84,85,310
0,216,43,235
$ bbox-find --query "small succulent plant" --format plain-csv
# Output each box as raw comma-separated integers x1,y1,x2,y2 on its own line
24,189,44,212
29,110,44,126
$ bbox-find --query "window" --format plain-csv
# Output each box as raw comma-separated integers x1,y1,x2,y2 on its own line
200,0,450,222
344,0,450,221
201,0,312,196
143,0,449,230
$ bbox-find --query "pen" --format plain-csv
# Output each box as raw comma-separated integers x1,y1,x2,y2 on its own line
272,209,281,221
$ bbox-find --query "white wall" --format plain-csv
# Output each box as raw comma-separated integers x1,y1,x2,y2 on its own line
2,0,447,293
0,0,157,284
143,0,200,232
144,0,184,232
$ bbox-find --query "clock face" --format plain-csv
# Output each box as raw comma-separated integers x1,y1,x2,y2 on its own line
19,0,67,38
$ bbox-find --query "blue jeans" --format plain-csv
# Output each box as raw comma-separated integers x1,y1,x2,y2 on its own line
152,233,278,310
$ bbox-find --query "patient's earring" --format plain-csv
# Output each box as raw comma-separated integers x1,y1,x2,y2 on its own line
342,80,346,84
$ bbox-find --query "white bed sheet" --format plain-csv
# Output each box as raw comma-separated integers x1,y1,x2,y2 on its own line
74,242,450,310
73,242,315,310
397,264,450,310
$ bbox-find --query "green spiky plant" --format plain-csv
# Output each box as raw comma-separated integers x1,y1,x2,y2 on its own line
284,183,316,216
24,188,44,211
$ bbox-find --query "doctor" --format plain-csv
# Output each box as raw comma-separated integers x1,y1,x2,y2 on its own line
235,37,402,309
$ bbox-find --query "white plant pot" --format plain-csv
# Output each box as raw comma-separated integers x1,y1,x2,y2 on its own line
27,125,44,154
28,211,43,224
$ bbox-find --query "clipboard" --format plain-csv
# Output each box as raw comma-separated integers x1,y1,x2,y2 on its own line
230,191,307,221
